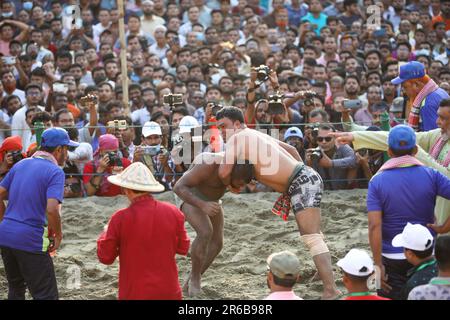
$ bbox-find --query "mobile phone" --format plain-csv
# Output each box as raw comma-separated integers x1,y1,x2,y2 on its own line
373,28,386,38
107,120,127,130
53,83,68,94
2,56,16,65
343,99,362,109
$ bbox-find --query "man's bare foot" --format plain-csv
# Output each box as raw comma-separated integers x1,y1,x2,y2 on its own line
321,288,342,300
187,277,202,297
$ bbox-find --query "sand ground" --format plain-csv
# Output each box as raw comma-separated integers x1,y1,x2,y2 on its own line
0,189,370,300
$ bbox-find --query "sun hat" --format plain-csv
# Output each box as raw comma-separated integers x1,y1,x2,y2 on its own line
107,162,165,192
267,250,301,279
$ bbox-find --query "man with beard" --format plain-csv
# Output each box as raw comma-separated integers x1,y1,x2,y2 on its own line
382,76,397,107
1,71,25,104
252,23,271,57
50,18,67,49
218,77,234,106
140,0,165,36
55,51,73,79
344,75,362,101
284,127,305,160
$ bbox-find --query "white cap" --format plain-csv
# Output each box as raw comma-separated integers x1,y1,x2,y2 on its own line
142,0,154,5
142,121,162,137
392,223,434,251
179,116,200,134
337,249,374,277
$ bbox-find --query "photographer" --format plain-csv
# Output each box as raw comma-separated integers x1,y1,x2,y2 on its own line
63,162,84,199
0,136,25,181
133,121,175,191
82,134,131,197
245,66,293,129
305,124,357,190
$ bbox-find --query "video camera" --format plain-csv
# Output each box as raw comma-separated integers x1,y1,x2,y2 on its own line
253,65,271,87
80,94,98,106
10,151,24,164
267,92,285,115
163,93,183,108
310,147,323,161
107,120,128,130
301,91,318,108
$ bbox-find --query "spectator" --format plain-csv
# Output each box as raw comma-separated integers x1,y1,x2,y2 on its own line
133,121,175,191
391,223,438,299
0,136,25,181
408,235,450,300
264,251,303,300
365,125,450,299
82,134,132,197
306,124,357,190
337,248,390,300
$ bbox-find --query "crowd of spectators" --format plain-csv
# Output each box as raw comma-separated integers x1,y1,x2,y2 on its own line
0,0,449,198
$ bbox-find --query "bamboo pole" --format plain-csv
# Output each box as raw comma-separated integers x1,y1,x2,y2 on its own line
117,0,129,116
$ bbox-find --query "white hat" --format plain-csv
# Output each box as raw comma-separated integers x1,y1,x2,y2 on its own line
337,249,374,277
392,223,434,251
142,121,162,137
107,162,165,192
179,116,200,134
142,0,154,5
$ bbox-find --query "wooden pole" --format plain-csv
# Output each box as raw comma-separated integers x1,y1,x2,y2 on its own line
118,0,130,116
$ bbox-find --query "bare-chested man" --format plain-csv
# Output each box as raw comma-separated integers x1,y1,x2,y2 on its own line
173,152,253,297
215,106,340,299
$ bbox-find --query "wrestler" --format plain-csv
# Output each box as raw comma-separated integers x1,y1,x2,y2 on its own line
216,106,340,299
173,152,253,297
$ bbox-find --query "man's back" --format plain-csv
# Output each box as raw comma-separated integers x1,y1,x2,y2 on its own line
0,157,64,253
367,166,450,254
97,195,190,300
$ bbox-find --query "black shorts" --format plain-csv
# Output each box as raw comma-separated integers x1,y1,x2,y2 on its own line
287,165,324,214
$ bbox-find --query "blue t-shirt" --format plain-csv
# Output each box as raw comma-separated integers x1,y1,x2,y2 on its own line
367,166,450,254
301,13,328,35
0,158,65,253
421,88,449,132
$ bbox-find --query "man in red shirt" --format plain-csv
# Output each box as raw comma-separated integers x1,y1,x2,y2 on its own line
97,162,190,300
337,249,390,300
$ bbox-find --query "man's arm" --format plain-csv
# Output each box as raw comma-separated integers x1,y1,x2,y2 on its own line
331,145,357,168
46,198,63,251
86,100,98,136
175,212,190,255
368,210,383,267
97,215,120,265
0,186,7,221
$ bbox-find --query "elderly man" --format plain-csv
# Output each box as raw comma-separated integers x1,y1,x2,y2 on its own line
97,162,190,300
391,61,449,132
332,98,450,232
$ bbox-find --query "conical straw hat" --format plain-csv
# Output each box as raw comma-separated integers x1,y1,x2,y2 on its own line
107,162,165,192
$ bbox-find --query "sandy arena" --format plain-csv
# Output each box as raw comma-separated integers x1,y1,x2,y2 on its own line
0,189,370,300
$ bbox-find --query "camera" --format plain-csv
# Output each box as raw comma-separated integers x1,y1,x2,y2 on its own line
343,99,362,110
68,182,82,194
210,102,223,116
163,93,183,106
107,152,122,167
142,145,161,157
310,147,323,161
80,94,98,105
10,151,24,164
2,56,16,65
357,148,369,156
107,120,127,130
253,65,271,87
267,93,285,115
301,91,318,108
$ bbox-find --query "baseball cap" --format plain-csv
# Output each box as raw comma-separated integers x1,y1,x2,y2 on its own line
337,249,374,277
179,116,200,134
284,127,303,142
392,223,434,251
142,121,162,137
388,124,416,150
267,250,300,279
390,97,404,113
391,61,426,85
41,128,79,148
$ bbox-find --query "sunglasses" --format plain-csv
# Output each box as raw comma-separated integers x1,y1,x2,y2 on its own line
317,137,332,142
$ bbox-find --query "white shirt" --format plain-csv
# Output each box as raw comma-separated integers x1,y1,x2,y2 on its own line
93,22,112,44
178,22,193,37
11,105,45,143
68,142,93,173
0,110,11,145
3,89,26,105
149,43,169,60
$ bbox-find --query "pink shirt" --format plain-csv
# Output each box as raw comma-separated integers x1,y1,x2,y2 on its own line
264,291,303,300
0,40,10,56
